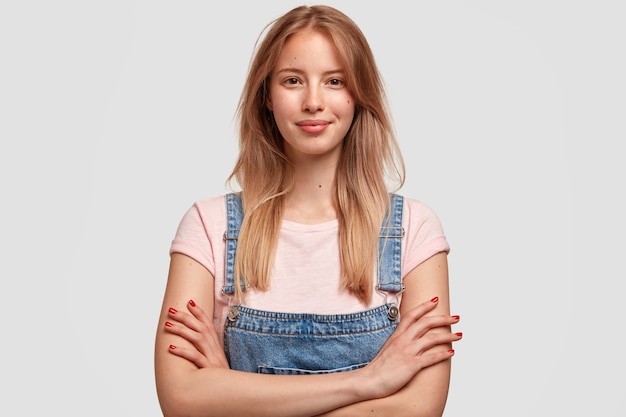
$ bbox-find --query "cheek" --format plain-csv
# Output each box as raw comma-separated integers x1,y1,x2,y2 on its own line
271,103,291,126
342,93,355,114
343,99,356,118
271,95,297,116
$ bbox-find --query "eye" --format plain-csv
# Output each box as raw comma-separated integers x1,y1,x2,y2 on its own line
328,78,345,87
284,77,300,85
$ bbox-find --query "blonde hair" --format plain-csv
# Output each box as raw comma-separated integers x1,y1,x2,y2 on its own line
228,5,405,304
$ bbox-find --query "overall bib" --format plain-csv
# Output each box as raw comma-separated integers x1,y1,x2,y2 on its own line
222,193,405,375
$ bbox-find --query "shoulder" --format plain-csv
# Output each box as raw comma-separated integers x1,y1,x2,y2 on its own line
397,195,450,273
193,194,227,219
176,194,227,236
169,195,228,281
399,195,445,231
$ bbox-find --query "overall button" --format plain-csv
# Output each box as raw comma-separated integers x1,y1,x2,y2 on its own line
387,305,399,321
227,306,240,322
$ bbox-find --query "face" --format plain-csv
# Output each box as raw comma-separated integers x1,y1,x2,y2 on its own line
267,29,355,162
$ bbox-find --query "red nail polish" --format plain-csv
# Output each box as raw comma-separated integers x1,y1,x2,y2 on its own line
431,296,439,303
169,344,176,350
165,321,173,328
168,307,177,314
455,332,463,337
451,315,460,321
189,299,196,307
448,349,455,354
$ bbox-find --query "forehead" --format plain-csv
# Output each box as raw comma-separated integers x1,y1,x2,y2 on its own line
275,29,343,69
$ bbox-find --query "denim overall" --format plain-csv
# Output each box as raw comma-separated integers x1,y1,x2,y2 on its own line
222,193,405,375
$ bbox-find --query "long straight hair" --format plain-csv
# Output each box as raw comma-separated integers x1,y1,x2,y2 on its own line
228,5,405,304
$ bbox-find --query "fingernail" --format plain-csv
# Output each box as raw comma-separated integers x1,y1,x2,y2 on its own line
451,315,460,321
455,332,463,337
431,296,439,303
169,344,176,350
189,299,196,307
448,349,455,354
165,321,173,328
168,307,177,314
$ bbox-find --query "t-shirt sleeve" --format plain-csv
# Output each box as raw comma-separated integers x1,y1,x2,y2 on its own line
169,196,224,276
402,197,450,277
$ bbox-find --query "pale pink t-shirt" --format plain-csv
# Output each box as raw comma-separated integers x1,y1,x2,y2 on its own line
170,195,450,341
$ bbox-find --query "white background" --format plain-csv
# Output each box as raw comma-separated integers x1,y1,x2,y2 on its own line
1,0,624,415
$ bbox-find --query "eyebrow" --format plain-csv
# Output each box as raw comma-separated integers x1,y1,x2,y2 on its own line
274,68,345,77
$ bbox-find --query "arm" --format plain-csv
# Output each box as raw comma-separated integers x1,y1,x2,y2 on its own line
155,253,367,417
155,253,458,417
314,252,460,417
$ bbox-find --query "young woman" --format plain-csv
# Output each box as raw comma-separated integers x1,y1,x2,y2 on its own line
155,5,461,417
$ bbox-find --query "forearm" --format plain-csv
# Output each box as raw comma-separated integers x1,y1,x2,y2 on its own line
155,253,458,417
313,360,451,417
157,362,374,417
157,255,379,417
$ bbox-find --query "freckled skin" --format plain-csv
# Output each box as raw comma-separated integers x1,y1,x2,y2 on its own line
266,30,355,162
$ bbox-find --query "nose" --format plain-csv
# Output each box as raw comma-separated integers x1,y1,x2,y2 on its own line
303,85,324,112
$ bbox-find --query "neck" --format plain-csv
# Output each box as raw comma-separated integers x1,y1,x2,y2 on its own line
283,158,338,224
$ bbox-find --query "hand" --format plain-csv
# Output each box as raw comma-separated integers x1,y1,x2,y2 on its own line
360,297,461,399
164,300,229,369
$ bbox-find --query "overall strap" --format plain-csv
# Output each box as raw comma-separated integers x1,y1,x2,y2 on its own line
223,192,244,295
377,194,405,293
222,193,405,295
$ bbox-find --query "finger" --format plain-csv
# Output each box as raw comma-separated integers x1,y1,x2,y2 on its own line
411,348,456,371
187,299,211,325
167,306,204,333
413,329,463,355
186,300,224,347
165,322,230,368
167,344,210,368
163,320,205,348
394,299,459,340
380,316,462,362
414,315,460,337
394,296,440,332
403,314,461,341
165,312,224,363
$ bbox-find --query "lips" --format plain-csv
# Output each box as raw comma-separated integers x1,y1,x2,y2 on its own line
296,119,329,134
